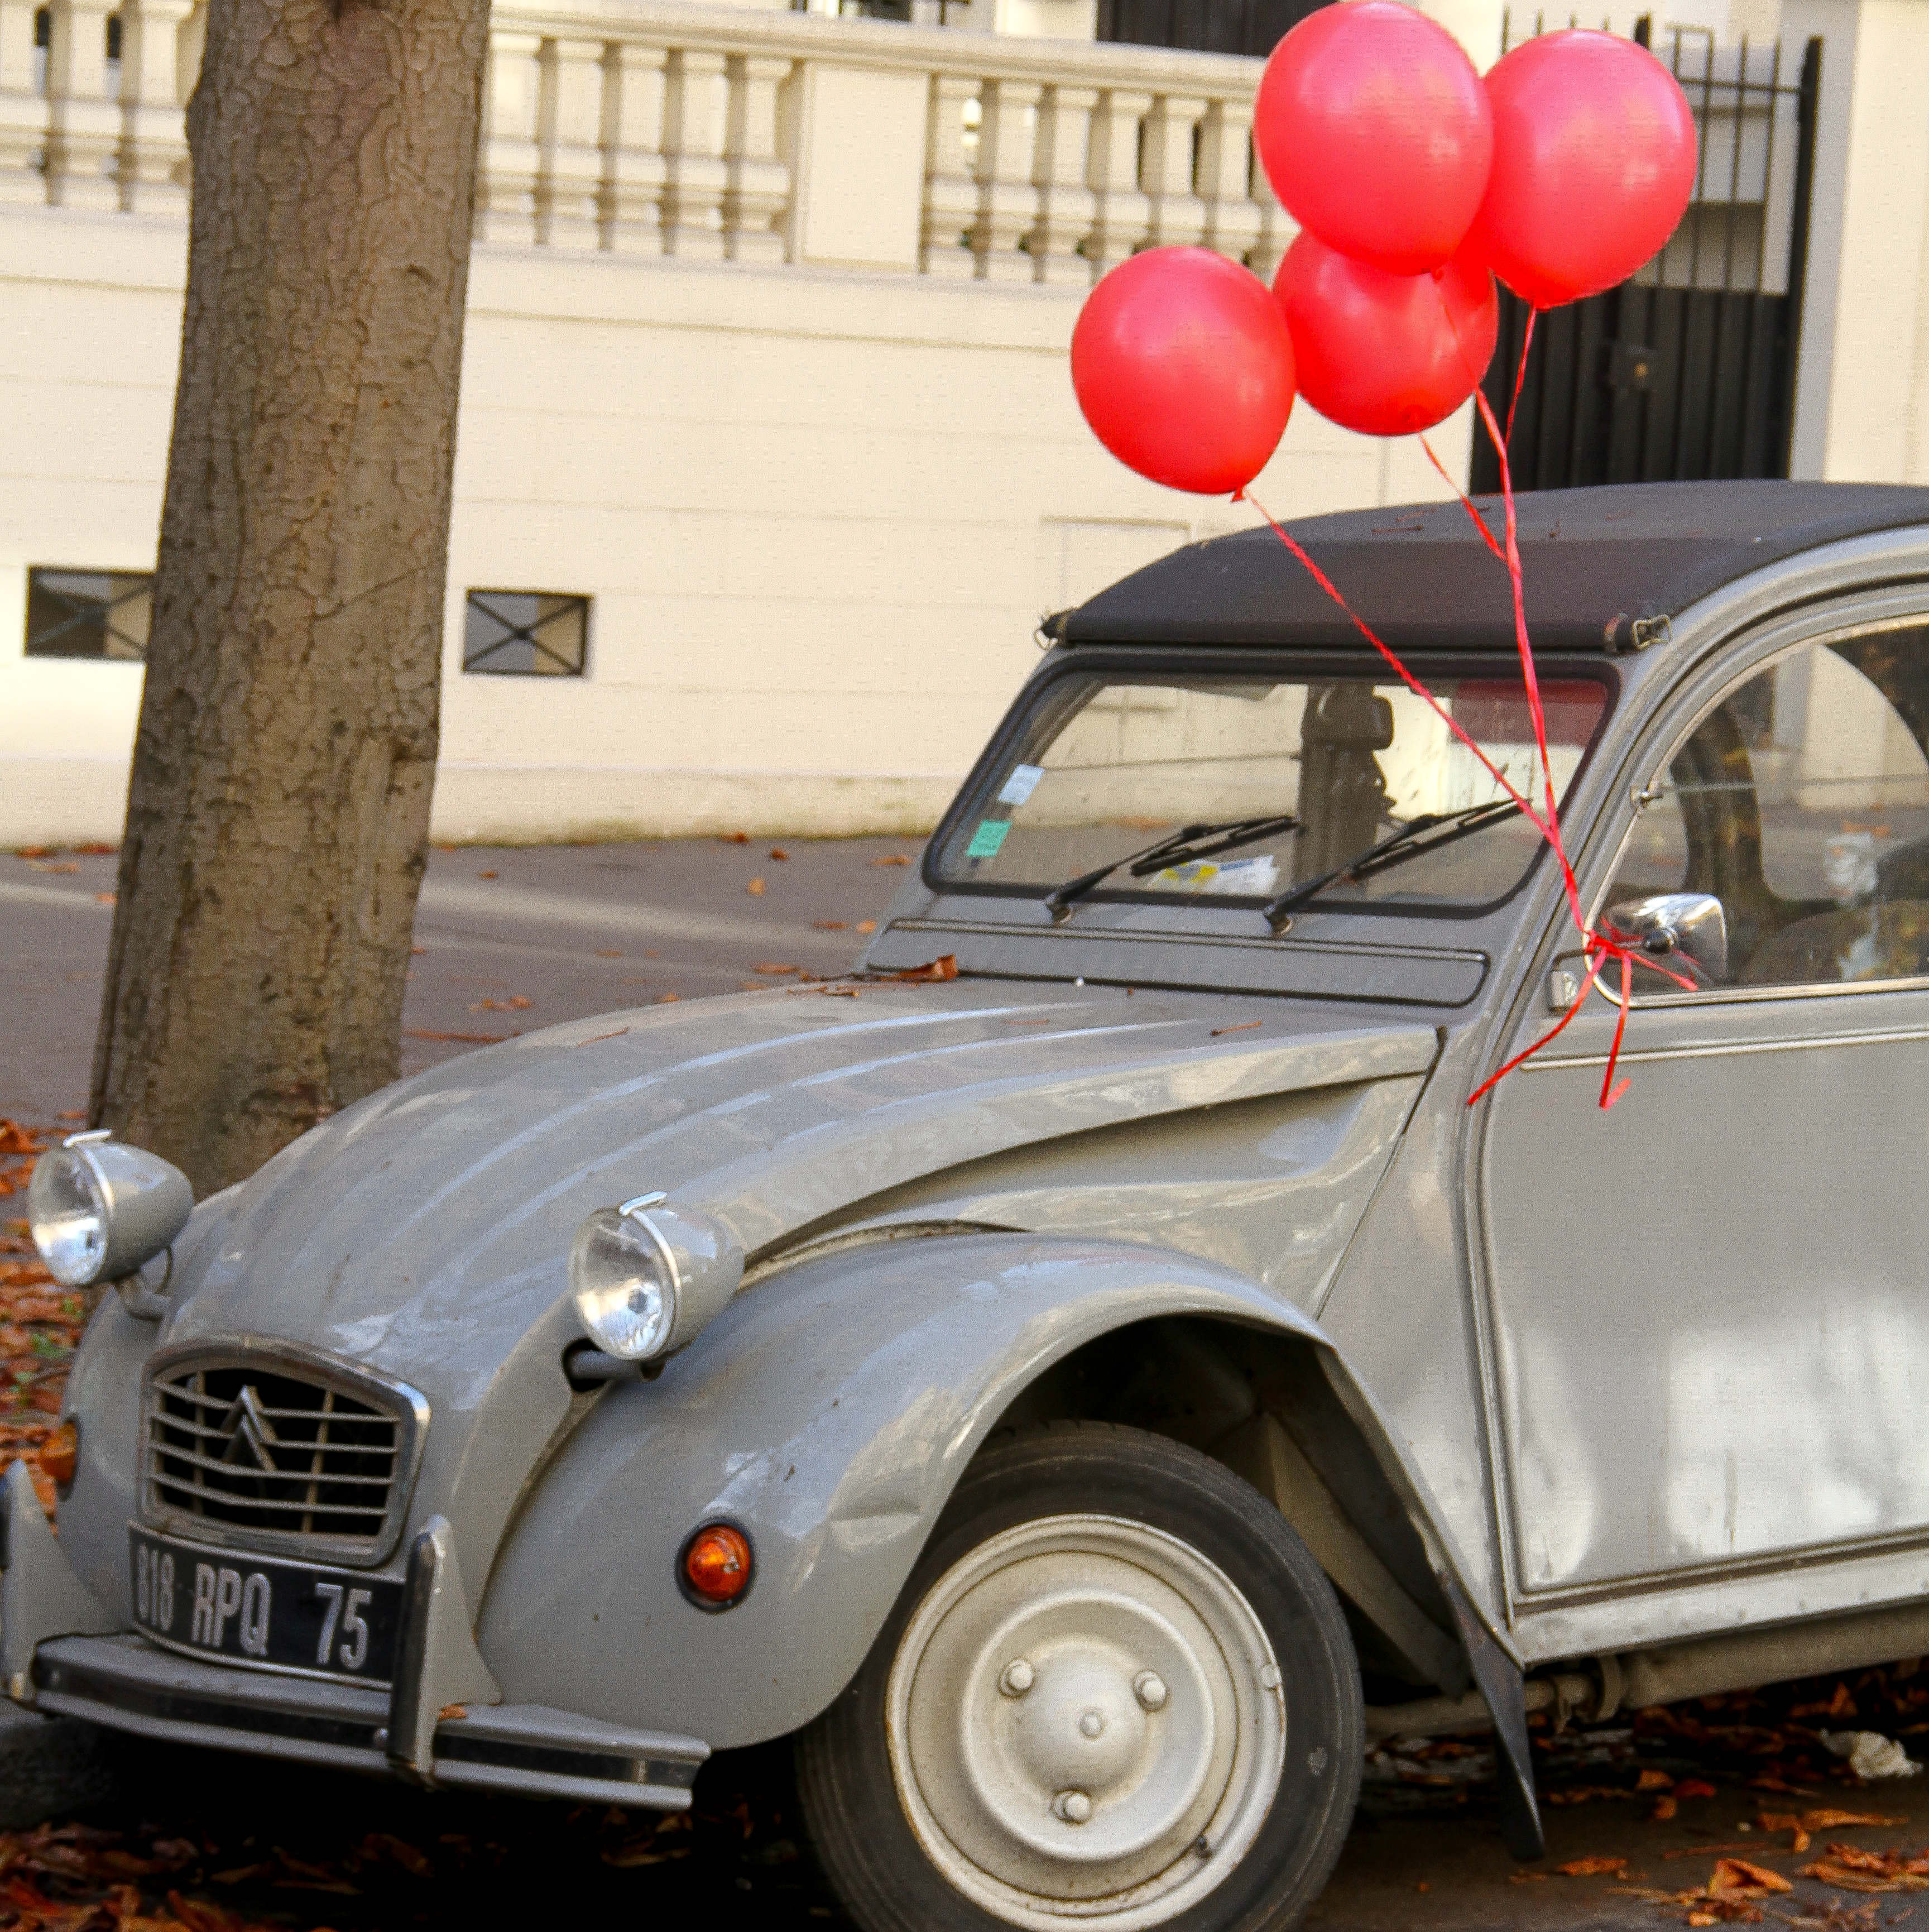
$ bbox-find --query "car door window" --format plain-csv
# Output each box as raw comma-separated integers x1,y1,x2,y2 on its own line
1601,623,1929,993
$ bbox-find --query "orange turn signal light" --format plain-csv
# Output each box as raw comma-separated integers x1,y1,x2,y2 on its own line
682,1523,752,1607
40,1420,78,1488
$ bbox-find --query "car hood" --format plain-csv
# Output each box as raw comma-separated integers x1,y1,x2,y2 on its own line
155,981,1437,1580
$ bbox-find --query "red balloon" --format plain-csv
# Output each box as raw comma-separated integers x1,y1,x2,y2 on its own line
1254,1,1493,276
1471,31,1698,308
1071,247,1296,495
1273,235,1499,438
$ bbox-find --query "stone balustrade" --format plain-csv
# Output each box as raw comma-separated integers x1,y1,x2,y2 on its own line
0,0,1287,280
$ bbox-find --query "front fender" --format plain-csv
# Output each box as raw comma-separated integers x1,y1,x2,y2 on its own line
474,1230,1493,1749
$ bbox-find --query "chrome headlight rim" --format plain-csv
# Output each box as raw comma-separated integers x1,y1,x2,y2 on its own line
27,1132,113,1288
568,1192,743,1367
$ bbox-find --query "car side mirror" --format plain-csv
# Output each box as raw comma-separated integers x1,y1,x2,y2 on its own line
1602,891,1728,986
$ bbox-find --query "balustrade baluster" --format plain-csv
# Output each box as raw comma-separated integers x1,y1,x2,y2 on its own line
113,0,188,213
476,29,543,246
538,36,606,248
722,51,790,263
1248,147,1292,280
600,40,667,253
0,0,49,204
659,47,727,258
971,75,1039,282
1082,86,1151,274
1197,95,1259,267
920,71,978,279
44,0,118,209
1140,92,1207,248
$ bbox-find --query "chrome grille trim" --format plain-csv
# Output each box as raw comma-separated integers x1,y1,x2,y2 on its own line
140,1340,429,1569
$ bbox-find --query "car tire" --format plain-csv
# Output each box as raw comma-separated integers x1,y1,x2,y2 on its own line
794,1419,1362,1932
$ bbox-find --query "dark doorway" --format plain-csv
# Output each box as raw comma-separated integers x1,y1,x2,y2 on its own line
1474,23,1822,492
1096,0,1317,57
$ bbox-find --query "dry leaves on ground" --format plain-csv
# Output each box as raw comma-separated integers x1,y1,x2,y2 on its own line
1798,1840,1929,1891
0,1124,88,1514
1557,1855,1629,1876
1759,1809,1905,1853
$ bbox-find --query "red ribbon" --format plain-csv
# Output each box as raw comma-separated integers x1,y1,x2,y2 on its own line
1241,312,1693,1109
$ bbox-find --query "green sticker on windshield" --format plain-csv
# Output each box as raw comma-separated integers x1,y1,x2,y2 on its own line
965,818,1011,860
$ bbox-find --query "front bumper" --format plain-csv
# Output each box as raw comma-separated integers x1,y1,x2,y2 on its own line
1,1465,706,1809
33,1635,706,1808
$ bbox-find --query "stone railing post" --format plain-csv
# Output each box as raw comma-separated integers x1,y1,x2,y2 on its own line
1139,90,1208,248
1247,145,1292,280
1083,85,1151,273
970,75,1040,280
0,0,49,204
600,39,667,253
114,0,191,213
44,0,120,209
722,50,790,262
660,46,727,257
537,35,607,248
1027,80,1096,284
477,28,544,245
1197,94,1259,266
920,70,978,277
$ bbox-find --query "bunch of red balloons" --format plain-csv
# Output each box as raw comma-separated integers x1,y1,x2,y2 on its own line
1072,2,1698,495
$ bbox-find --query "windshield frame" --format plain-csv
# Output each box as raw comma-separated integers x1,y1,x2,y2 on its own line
923,647,1623,924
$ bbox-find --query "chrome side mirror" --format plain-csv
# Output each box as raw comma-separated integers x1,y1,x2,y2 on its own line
1602,891,1728,986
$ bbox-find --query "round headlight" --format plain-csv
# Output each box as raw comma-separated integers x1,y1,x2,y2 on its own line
27,1146,108,1287
569,1195,744,1365
570,1207,676,1360
26,1133,193,1289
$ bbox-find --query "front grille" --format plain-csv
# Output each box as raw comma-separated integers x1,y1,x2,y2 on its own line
142,1346,426,1566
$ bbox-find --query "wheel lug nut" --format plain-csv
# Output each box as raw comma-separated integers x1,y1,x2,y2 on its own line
1134,1670,1168,1711
998,1658,1035,1698
1053,1789,1092,1824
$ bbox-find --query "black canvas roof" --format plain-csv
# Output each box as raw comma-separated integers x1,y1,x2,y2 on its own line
1060,480,1929,654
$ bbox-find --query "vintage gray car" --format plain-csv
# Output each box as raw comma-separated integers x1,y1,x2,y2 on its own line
18,478,1929,1931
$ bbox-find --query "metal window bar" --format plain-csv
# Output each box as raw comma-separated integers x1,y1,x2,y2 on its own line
462,592,589,677
1475,16,1822,492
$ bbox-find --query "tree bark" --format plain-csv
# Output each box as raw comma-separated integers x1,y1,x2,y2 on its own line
90,0,490,1194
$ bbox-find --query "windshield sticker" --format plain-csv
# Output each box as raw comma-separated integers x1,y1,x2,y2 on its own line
996,764,1045,807
965,818,1013,860
1149,855,1279,895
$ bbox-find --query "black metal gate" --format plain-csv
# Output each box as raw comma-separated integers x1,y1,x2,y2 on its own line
1471,20,1822,493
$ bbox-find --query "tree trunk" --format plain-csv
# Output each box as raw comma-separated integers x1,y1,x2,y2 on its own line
90,0,490,1195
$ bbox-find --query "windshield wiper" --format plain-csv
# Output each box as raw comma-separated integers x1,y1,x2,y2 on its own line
1044,814,1302,924
1260,799,1524,933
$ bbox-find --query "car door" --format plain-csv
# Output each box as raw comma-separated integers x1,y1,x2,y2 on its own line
1479,612,1929,1613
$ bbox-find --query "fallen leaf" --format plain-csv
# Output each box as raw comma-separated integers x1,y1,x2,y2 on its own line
769,847,790,861
95,892,115,905
812,921,848,931
1638,1770,1676,1791
1211,1020,1261,1037
1758,1810,1809,1852
1802,1809,1906,1829
820,986,860,998
437,1704,467,1722
1557,1856,1628,1876
889,955,958,983
595,949,621,958
477,870,497,880
1709,1857,1791,1895
1649,1795,1678,1820
872,854,911,866
721,831,749,843
856,919,877,934
1676,1779,1719,1800
752,963,802,976
746,877,765,896
403,1029,506,1044
658,992,679,1003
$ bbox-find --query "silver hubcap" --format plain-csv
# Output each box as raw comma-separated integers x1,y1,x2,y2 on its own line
886,1514,1287,1928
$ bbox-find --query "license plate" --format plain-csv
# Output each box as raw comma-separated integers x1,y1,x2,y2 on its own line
128,1526,404,1685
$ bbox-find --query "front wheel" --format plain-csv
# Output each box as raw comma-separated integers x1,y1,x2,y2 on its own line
794,1421,1362,1932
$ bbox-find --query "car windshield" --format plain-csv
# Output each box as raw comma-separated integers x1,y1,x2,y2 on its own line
935,668,1610,913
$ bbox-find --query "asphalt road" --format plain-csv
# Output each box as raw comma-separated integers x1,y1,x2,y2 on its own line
8,837,1929,1930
